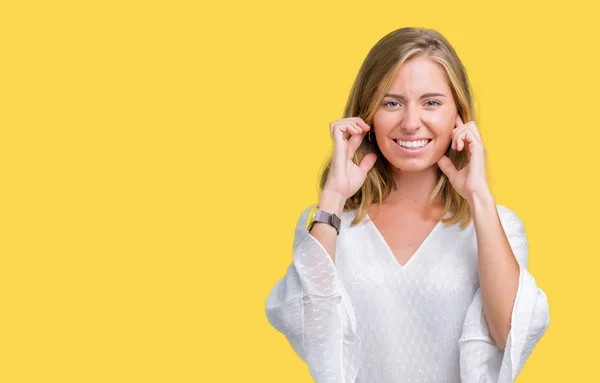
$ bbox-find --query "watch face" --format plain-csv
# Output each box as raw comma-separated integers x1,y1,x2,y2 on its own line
306,205,318,231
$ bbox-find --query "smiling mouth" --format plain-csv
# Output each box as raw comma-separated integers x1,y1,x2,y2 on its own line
393,139,432,149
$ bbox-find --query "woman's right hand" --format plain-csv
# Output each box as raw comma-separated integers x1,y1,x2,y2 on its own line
323,117,378,201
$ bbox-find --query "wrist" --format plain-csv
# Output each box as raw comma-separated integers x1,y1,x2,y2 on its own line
319,189,346,216
468,190,496,217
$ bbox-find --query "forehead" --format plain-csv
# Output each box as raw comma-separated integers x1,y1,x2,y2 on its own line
388,56,449,92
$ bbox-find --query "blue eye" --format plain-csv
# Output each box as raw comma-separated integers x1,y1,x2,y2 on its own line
383,100,441,108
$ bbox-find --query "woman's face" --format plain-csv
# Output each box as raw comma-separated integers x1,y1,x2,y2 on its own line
372,55,458,173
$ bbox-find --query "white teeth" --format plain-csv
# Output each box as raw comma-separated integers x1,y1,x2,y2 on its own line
395,139,430,148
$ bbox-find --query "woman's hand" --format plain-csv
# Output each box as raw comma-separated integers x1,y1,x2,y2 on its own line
437,114,491,204
322,117,378,201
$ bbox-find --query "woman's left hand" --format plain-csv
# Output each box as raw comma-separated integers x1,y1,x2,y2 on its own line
437,114,492,204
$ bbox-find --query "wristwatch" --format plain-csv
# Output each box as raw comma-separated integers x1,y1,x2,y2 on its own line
306,205,341,235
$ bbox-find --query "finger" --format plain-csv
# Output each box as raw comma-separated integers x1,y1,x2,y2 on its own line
347,130,367,159
455,114,464,128
338,123,357,140
333,122,360,150
465,131,485,166
330,122,343,139
467,122,482,143
460,130,475,150
437,155,458,180
332,125,348,162
355,119,371,131
332,124,345,144
455,131,466,151
456,126,477,151
330,122,355,136
455,121,482,146
452,125,468,150
358,152,378,175
452,121,481,151
460,130,473,152
347,123,361,135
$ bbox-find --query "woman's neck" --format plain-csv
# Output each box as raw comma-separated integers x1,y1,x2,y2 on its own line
382,165,444,213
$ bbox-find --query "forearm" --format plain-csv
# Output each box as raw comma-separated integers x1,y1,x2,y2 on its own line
470,191,520,350
309,189,346,264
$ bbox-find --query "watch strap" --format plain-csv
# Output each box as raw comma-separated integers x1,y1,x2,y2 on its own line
311,207,341,235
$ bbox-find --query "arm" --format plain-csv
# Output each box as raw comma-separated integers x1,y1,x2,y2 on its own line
307,189,347,263
265,201,361,383
470,192,520,350
459,203,550,382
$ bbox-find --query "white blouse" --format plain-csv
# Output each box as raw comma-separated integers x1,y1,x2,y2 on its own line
265,204,550,382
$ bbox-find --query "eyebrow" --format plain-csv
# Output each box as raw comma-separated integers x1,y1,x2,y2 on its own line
383,92,447,100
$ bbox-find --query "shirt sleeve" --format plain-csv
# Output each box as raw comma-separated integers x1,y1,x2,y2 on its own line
265,204,362,383
458,205,551,382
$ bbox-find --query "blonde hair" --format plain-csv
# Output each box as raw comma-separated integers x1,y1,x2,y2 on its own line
318,27,477,229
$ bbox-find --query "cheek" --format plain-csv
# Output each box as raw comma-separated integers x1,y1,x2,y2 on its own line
426,115,454,139
372,111,393,127
437,131,454,151
424,118,454,151
372,115,395,138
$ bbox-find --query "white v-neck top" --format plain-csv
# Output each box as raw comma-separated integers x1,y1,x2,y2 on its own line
265,204,550,383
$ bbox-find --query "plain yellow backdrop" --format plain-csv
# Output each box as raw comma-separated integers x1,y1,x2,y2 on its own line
1,0,598,381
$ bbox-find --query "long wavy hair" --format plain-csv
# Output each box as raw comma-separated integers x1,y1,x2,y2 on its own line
318,27,477,229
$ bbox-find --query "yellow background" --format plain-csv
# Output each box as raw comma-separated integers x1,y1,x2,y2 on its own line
1,0,597,381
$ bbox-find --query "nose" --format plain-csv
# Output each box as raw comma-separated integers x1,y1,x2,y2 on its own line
400,103,422,133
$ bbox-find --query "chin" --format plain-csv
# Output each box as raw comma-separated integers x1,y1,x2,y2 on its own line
381,152,435,173
390,161,435,173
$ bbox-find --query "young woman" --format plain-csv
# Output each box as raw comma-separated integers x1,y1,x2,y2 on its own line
265,27,550,383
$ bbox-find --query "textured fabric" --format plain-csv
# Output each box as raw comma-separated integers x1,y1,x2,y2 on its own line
265,204,550,383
